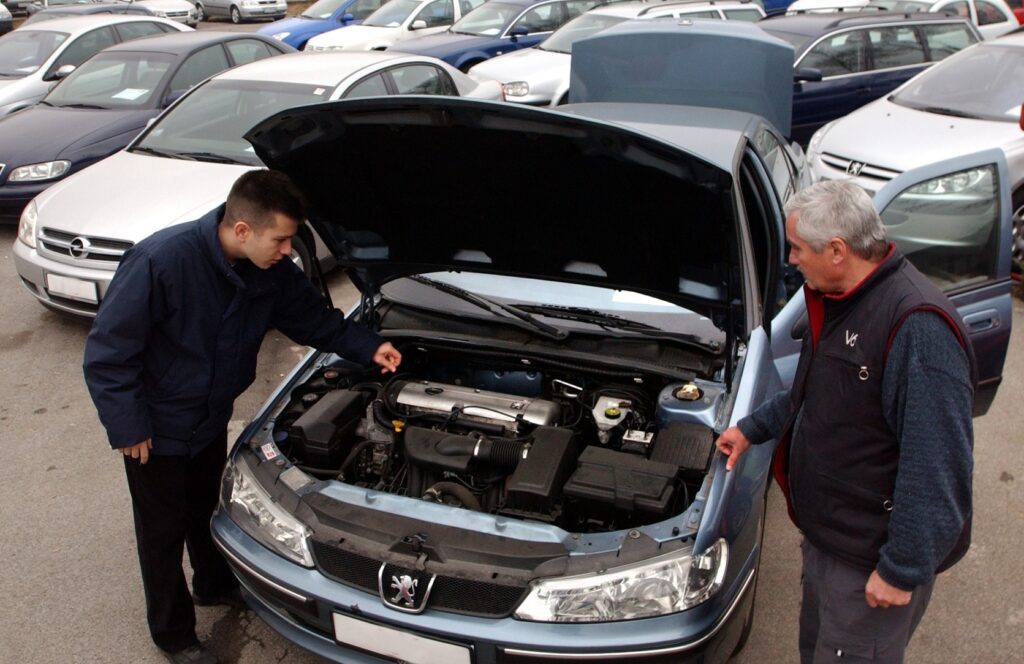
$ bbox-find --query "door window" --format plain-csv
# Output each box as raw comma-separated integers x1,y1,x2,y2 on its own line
459,0,487,14
512,3,565,34
414,0,454,28
347,0,385,19
919,23,977,60
867,26,925,69
799,30,868,77
753,126,797,204
115,21,168,41
344,73,389,97
50,26,117,73
722,7,765,20
226,39,276,65
564,0,602,19
880,165,1000,291
389,64,457,95
975,0,1009,24
677,9,720,18
168,45,230,97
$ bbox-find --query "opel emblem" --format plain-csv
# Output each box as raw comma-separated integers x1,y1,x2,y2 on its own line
390,575,418,608
846,161,865,176
69,236,91,259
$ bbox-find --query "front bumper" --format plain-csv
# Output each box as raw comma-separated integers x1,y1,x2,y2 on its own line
238,5,286,19
211,510,756,664
12,237,115,316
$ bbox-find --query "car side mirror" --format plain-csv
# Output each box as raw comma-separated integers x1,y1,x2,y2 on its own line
410,19,427,29
340,12,353,21
509,25,528,39
45,64,77,82
794,67,822,83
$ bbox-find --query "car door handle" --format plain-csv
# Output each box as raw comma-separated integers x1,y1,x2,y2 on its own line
963,309,1000,333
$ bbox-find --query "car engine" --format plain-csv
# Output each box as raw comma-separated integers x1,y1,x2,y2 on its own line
271,347,720,533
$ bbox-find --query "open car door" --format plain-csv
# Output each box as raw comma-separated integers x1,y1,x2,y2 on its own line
771,148,1012,416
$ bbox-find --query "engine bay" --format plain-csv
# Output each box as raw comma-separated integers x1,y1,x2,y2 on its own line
272,344,722,533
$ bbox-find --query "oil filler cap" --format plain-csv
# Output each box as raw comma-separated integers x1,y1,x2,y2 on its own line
675,384,702,401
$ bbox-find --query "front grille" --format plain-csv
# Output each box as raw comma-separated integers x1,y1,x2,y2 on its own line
39,227,133,264
819,153,901,182
311,541,528,618
165,10,188,17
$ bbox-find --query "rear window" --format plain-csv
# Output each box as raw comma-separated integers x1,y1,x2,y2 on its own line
867,25,925,69
919,22,977,60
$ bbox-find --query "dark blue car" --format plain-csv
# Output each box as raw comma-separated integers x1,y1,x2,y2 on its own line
761,11,982,145
256,0,386,50
0,31,292,223
395,0,606,71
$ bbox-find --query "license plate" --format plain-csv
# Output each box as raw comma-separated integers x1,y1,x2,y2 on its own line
45,274,98,304
332,613,472,664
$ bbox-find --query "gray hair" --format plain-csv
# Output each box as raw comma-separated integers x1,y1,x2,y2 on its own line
784,180,889,261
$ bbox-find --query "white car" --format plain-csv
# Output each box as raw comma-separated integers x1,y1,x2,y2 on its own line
12,50,504,317
0,14,190,115
305,0,482,52
785,0,1018,39
807,33,1024,269
118,0,200,26
471,0,765,107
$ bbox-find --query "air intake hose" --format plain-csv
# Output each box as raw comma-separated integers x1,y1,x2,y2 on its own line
435,433,526,470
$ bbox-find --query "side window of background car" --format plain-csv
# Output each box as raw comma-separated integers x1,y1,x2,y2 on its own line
722,7,765,20
920,23,977,60
389,64,457,95
415,0,454,28
343,73,389,98
867,26,925,69
941,0,972,18
564,0,602,19
168,45,230,98
115,21,168,41
50,26,117,74
512,3,565,34
349,0,385,19
226,39,275,65
975,0,1009,24
678,9,721,18
753,125,797,204
799,30,868,77
460,0,487,15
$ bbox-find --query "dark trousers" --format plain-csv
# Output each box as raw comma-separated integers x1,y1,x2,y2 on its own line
123,432,239,653
799,539,934,664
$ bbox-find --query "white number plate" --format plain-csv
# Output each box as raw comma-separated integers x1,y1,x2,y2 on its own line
332,613,471,664
45,274,98,304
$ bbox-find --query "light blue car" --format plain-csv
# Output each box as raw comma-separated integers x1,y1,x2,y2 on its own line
210,20,1012,663
256,0,386,49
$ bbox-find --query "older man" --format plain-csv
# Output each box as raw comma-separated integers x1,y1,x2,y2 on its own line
716,180,975,663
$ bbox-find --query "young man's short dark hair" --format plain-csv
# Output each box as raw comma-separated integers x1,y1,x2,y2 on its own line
223,169,306,231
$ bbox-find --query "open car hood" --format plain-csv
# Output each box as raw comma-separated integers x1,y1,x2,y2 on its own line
570,19,793,137
245,96,746,328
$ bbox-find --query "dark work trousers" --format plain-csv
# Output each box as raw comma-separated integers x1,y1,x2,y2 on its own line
122,431,239,653
799,539,934,664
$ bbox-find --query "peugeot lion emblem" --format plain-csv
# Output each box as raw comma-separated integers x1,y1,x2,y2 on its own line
69,236,92,259
846,161,865,176
390,575,418,608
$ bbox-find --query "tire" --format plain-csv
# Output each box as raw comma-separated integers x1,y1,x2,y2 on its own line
230,5,241,23
194,2,204,21
290,233,313,279
1012,188,1023,278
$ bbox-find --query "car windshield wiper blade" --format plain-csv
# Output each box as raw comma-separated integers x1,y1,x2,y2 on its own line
409,275,567,340
55,102,109,109
132,146,192,160
915,105,983,119
174,150,245,164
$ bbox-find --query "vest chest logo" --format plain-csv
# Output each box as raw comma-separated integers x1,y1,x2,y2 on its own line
845,330,858,347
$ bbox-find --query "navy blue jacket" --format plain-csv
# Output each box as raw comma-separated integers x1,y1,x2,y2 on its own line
83,206,383,456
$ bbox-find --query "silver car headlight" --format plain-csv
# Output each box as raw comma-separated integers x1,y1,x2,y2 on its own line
154,9,168,16
225,457,314,567
905,167,989,196
514,538,728,623
806,121,833,159
502,81,530,97
272,31,290,40
18,199,38,249
8,160,71,182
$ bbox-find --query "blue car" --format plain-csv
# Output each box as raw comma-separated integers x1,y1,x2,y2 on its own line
256,0,386,50
0,31,292,223
395,0,605,71
209,19,1012,664
760,11,982,145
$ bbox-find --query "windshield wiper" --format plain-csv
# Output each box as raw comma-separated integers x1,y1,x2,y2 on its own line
514,304,721,352
55,102,108,110
132,146,191,160
174,151,245,164
409,275,567,340
912,105,983,119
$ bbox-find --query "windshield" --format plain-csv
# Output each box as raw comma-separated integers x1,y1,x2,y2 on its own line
44,51,173,108
891,44,1024,122
0,30,68,77
363,0,419,26
132,79,335,165
302,0,347,18
451,2,520,36
539,13,626,54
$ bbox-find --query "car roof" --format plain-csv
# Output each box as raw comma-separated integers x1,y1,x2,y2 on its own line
214,51,416,86
590,0,761,17
761,10,969,36
483,0,560,6
992,29,1024,46
101,30,275,55
15,13,179,34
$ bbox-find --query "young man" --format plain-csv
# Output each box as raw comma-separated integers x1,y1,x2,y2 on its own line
84,170,401,664
716,180,975,663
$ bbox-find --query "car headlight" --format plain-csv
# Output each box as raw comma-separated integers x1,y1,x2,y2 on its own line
153,9,167,16
514,538,728,623
224,457,314,567
272,31,290,40
807,121,833,158
8,160,71,182
242,0,258,6
502,81,530,97
18,199,38,249
905,168,989,196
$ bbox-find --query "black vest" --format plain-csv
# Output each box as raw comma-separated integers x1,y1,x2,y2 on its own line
776,248,977,573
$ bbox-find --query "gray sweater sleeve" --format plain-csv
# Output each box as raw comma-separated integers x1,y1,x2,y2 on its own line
737,389,791,445
876,311,973,591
